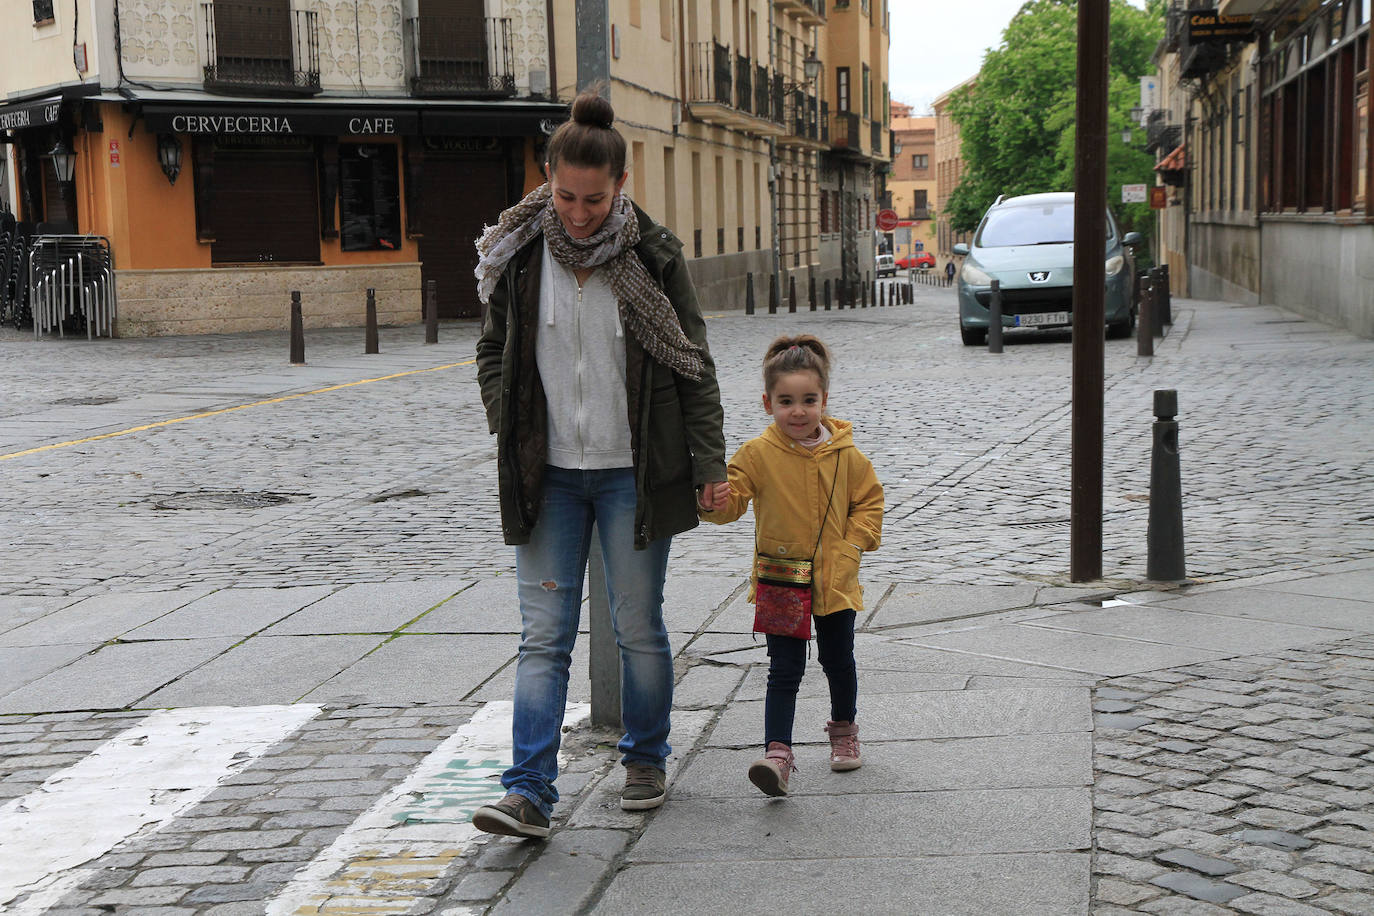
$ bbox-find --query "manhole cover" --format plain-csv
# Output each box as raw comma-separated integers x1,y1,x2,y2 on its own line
1007,519,1071,530
154,491,301,510
53,396,119,406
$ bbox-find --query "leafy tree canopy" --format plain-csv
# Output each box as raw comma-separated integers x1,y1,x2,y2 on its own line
946,0,1165,239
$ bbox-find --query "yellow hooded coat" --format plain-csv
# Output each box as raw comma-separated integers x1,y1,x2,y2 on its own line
701,416,883,615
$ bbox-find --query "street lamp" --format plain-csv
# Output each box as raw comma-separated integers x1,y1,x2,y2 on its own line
157,133,183,185
782,52,823,92
46,141,76,184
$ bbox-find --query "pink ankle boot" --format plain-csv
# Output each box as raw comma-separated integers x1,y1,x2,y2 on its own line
825,720,862,771
748,741,796,796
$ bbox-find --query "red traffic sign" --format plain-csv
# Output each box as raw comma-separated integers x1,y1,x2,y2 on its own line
875,208,900,232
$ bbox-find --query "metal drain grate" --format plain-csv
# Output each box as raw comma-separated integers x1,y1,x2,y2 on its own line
1006,519,1072,530
154,491,302,510
52,396,119,406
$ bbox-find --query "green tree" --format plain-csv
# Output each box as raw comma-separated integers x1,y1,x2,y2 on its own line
947,0,1165,239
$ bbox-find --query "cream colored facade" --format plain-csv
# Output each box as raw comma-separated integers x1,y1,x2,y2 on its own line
887,108,935,264
933,76,972,272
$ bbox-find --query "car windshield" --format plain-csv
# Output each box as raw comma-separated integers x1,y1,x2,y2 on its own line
975,202,1114,248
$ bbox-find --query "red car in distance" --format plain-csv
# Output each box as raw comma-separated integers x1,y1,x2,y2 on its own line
896,252,935,270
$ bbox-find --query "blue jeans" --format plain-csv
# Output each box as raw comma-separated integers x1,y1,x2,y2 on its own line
763,609,858,747
504,466,674,817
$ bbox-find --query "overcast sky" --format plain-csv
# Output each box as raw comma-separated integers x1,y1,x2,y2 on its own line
888,0,1147,114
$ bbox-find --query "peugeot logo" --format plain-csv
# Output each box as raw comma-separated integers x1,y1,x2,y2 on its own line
1028,271,1051,283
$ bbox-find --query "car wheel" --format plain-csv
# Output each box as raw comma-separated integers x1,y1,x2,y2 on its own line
1107,306,1136,340
960,325,986,347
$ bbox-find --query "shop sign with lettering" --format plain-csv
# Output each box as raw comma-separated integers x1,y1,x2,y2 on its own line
145,107,418,137
1187,9,1255,42
0,98,62,132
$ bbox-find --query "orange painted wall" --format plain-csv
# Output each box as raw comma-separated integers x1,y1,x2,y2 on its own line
318,136,419,265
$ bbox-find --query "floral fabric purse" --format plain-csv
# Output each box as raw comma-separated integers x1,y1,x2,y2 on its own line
752,456,840,640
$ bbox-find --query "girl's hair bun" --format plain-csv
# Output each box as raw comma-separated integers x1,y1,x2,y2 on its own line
571,91,615,130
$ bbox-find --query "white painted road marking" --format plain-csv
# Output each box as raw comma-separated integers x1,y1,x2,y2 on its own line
0,704,320,912
268,700,590,916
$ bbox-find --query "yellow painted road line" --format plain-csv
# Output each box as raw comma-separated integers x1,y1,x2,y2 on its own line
0,359,476,462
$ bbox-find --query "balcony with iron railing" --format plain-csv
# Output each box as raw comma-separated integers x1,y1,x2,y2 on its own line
686,41,784,135
774,0,826,26
779,90,825,149
755,63,772,120
406,16,516,98
871,120,888,159
829,111,861,152
202,2,320,95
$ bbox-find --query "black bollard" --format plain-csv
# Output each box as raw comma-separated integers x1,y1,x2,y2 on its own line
861,277,869,309
289,290,305,365
768,273,778,314
788,275,797,313
1149,267,1165,338
745,272,755,315
364,287,379,354
1147,389,1186,581
425,280,438,344
809,275,817,311
824,279,832,311
1159,264,1173,326
1137,274,1154,358
988,279,1004,353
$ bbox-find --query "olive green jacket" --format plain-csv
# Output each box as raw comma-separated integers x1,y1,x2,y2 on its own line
475,205,727,548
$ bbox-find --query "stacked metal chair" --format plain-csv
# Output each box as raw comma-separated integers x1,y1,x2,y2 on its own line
28,234,117,338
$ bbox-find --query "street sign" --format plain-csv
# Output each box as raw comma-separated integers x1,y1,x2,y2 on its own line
1150,186,1168,209
875,208,899,232
896,227,911,245
914,241,924,251
1122,183,1147,203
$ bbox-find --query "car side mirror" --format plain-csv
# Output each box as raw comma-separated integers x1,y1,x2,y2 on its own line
952,243,969,256
1123,232,1142,246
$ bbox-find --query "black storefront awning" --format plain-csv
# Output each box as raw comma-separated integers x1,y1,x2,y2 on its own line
137,99,569,139
0,96,64,133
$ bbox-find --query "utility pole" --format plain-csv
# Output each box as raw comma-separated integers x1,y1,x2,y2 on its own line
1070,0,1109,582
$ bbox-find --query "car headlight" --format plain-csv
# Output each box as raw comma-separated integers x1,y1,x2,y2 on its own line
1105,255,1124,276
961,263,992,286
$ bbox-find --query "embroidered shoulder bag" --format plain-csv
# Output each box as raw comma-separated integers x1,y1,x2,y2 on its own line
752,455,841,640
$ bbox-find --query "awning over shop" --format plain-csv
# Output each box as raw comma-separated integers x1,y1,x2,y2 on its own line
0,96,64,133
1156,144,1186,172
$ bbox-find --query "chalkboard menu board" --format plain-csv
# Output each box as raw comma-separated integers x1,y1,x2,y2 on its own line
340,143,401,251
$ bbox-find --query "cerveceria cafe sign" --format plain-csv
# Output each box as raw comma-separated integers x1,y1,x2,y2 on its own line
143,106,420,137
0,97,63,132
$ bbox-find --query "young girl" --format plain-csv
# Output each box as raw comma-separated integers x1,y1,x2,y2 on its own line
701,335,883,796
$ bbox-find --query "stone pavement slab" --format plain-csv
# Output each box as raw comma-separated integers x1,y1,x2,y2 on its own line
127,586,338,639
298,633,514,704
0,643,102,696
626,787,1091,860
865,583,1042,629
1025,605,1346,653
0,590,214,648
1260,569,1374,602
262,580,471,635
905,624,1230,676
0,638,238,713
0,596,80,635
671,732,1093,797
706,686,1091,746
1153,587,1374,631
141,635,386,707
595,853,1090,916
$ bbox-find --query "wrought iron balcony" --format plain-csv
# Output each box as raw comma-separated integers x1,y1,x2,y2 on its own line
755,63,772,120
407,16,516,98
871,120,886,158
687,41,783,136
689,41,733,106
779,90,824,148
202,2,320,95
830,111,860,151
736,54,753,114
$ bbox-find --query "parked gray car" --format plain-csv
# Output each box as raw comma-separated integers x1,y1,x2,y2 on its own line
953,192,1140,346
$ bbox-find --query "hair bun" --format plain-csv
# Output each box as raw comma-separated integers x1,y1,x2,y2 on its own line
571,91,615,130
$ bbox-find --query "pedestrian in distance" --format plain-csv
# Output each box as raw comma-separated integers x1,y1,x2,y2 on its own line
944,259,957,286
700,335,883,796
471,87,730,839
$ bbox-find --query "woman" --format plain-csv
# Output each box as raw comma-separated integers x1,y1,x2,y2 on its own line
470,88,729,839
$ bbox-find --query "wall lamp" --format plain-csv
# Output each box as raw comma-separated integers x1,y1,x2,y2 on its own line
157,133,183,185
782,53,823,92
46,141,76,185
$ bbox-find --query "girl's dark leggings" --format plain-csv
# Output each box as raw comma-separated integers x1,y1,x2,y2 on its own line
763,609,858,747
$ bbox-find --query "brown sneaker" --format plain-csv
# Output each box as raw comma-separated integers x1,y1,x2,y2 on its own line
747,741,796,796
825,720,862,771
471,793,550,839
621,762,667,810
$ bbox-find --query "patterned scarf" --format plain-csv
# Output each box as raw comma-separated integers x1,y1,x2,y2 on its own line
474,183,706,380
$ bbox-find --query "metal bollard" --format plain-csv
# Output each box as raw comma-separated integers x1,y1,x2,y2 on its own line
987,279,1004,354
1149,267,1165,338
1137,274,1154,358
425,280,438,344
1147,390,1186,581
364,287,379,354
768,273,778,314
824,278,832,311
745,272,755,315
861,277,869,308
788,274,797,313
1159,264,1173,326
587,532,621,728
290,291,305,365
809,275,817,311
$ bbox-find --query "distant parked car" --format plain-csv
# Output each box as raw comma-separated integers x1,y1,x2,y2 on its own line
875,253,896,278
896,252,935,270
953,191,1140,346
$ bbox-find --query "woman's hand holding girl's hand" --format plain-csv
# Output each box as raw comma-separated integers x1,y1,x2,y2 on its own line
698,481,731,512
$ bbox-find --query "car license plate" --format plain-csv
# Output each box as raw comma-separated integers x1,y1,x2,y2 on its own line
1016,311,1070,328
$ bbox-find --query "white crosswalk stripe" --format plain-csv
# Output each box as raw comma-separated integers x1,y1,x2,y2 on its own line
0,704,321,914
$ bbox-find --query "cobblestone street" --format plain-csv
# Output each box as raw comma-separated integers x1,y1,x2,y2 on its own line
2,282,1373,914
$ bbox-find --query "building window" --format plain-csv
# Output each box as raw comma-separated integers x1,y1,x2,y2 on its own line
339,144,401,252
32,0,54,24
837,67,850,113
862,65,871,119
820,189,829,233
911,154,928,169
212,145,321,264
912,189,928,217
